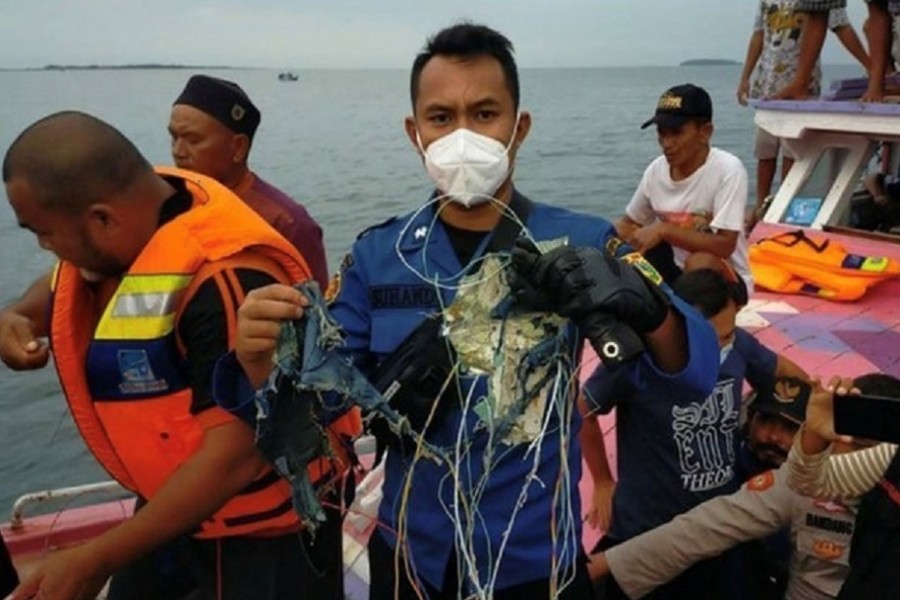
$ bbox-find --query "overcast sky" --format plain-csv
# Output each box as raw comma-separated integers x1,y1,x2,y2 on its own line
0,0,870,69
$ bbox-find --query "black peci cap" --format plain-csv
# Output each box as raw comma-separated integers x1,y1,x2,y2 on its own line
174,75,261,139
749,377,811,425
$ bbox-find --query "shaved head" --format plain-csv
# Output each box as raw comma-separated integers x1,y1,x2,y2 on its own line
2,111,151,213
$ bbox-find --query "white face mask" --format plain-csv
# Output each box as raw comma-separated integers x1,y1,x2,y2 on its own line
418,120,518,208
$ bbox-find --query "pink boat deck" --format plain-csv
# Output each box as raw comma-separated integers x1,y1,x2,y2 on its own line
740,223,900,380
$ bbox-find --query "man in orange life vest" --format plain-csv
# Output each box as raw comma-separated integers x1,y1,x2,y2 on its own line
0,75,330,371
168,74,329,288
0,112,355,600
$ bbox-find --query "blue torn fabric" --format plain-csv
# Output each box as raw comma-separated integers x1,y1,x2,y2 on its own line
227,282,435,531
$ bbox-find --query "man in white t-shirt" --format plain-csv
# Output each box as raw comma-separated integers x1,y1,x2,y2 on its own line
737,1,868,231
616,83,753,300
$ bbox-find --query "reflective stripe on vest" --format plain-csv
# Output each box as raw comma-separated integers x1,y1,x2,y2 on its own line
95,274,192,340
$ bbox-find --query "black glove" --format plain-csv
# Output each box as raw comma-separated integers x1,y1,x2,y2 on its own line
509,238,670,332
510,239,671,368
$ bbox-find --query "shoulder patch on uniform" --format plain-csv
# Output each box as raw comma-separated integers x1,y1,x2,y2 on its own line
605,236,630,258
325,253,354,304
622,253,664,287
603,237,664,287
325,271,342,305
746,470,775,492
337,252,354,273
356,216,398,240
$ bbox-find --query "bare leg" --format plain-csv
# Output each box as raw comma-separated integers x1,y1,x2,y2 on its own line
863,3,891,102
781,157,794,182
748,157,780,233
757,158,777,205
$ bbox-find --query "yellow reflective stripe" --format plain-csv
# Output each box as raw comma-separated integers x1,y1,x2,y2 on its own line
50,261,62,292
95,274,192,340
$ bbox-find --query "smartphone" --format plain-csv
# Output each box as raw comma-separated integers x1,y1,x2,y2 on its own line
834,393,900,444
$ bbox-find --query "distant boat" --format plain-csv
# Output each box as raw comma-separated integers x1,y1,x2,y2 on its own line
278,71,299,82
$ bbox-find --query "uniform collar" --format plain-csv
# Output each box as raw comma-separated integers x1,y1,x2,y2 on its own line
396,191,464,276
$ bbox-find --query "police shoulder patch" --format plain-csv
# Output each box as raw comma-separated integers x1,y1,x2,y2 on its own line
746,470,776,492
622,252,664,287
325,271,342,304
604,236,629,258
324,252,354,305
356,216,398,240
604,237,664,287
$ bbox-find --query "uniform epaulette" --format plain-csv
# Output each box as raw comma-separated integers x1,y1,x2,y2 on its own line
356,216,398,240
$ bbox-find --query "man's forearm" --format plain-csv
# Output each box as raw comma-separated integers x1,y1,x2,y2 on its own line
606,475,789,599
1,272,52,336
661,226,735,259
790,433,895,499
643,309,687,373
580,405,615,484
85,420,266,572
740,31,764,82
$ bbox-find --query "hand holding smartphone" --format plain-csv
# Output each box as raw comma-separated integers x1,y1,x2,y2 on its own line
834,392,900,444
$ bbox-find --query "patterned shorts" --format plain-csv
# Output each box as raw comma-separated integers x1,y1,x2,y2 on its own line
794,0,845,9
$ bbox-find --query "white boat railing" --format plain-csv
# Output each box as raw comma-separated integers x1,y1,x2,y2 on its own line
9,481,128,530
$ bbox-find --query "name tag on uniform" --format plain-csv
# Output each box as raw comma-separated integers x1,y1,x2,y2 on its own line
369,285,439,310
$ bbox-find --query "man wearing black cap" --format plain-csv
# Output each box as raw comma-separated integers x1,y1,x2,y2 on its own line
169,74,329,289
0,111,330,600
615,83,752,303
739,378,809,474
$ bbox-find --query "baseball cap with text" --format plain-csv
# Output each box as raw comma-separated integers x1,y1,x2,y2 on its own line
641,83,713,129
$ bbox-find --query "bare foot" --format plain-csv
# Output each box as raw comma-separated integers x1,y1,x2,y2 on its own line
861,85,885,103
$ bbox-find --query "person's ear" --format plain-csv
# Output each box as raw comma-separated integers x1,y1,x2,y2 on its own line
83,202,121,240
700,121,714,143
231,134,251,164
85,203,118,232
511,110,532,152
404,115,424,156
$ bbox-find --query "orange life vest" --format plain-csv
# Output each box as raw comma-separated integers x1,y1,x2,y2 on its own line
749,229,900,301
50,167,361,538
